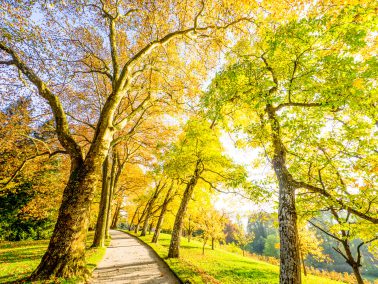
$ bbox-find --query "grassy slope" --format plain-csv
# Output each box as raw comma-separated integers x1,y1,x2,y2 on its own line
127,231,343,284
0,231,107,283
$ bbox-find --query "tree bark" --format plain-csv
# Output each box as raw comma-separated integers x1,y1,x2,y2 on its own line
342,241,364,284
266,104,301,284
92,154,111,248
211,238,215,250
168,160,203,258
30,160,100,280
105,151,117,240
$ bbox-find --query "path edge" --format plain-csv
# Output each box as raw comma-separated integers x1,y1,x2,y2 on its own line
118,230,184,284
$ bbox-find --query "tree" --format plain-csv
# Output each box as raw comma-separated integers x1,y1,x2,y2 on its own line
247,212,276,254
152,181,177,243
309,208,377,284
204,6,377,282
1,1,255,279
298,223,329,276
264,234,280,258
166,118,249,258
234,224,255,257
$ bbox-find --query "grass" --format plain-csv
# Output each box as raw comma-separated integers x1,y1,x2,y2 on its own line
125,231,343,284
0,231,108,284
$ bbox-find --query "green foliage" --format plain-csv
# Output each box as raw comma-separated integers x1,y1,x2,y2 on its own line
0,182,54,241
263,235,280,258
164,118,250,195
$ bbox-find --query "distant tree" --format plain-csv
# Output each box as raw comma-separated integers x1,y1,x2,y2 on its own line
298,224,329,276
264,235,280,258
234,223,255,257
247,212,276,254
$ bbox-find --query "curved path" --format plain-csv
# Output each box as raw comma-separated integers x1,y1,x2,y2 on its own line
90,230,180,284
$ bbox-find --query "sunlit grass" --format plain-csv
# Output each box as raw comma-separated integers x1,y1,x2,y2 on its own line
0,231,107,283
126,231,343,284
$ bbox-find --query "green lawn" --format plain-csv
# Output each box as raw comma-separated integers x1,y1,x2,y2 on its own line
126,231,343,284
0,231,107,283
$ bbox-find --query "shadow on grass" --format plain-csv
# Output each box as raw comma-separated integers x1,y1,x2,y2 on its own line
0,273,32,284
0,246,46,263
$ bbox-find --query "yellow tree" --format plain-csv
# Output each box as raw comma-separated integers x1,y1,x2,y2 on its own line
298,224,329,276
0,1,256,279
196,207,226,254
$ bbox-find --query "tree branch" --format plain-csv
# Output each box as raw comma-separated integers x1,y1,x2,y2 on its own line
0,42,83,162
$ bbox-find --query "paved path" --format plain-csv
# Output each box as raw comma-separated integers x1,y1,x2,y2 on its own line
90,230,180,284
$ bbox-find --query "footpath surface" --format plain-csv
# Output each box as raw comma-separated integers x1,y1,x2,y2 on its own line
90,230,180,284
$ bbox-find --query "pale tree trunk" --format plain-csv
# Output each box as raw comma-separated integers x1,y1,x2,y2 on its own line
266,104,301,284
152,182,174,243
168,160,203,258
92,154,111,247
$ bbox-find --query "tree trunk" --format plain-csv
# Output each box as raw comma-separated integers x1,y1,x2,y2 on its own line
168,160,202,258
135,201,150,233
342,241,364,284
267,105,301,284
111,201,121,229
29,159,100,280
92,154,111,248
212,238,215,250
300,251,307,276
141,180,165,236
351,265,364,284
152,183,175,243
129,206,140,231
202,238,207,255
141,200,154,236
275,151,301,284
105,151,116,240
149,222,153,235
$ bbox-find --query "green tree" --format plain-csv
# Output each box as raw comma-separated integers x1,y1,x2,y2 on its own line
264,234,280,258
204,6,378,283
166,118,249,258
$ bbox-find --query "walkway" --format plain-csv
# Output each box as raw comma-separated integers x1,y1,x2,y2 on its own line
90,230,180,284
